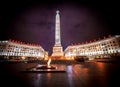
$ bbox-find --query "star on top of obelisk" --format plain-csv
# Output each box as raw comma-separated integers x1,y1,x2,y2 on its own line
56,10,59,14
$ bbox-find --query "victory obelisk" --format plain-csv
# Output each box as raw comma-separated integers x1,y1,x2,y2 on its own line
51,10,64,58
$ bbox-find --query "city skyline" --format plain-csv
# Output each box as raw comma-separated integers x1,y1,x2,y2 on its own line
0,1,119,55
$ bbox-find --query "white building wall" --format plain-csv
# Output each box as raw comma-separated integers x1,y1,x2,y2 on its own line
64,35,120,59
0,40,45,59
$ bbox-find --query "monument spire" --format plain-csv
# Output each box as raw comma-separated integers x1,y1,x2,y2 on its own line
51,10,64,58
55,10,61,46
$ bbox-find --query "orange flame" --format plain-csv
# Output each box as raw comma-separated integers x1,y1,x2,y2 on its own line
47,58,51,67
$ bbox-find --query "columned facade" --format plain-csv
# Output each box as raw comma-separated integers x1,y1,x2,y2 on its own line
64,35,120,60
0,40,45,60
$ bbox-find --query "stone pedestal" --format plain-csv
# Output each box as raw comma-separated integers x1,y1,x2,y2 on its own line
52,46,64,57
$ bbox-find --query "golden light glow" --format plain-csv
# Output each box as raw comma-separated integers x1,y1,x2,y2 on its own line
22,56,25,60
44,57,48,60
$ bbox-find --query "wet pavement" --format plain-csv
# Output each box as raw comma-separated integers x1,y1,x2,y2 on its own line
1,61,120,87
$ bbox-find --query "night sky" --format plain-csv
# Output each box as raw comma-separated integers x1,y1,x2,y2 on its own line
0,0,119,55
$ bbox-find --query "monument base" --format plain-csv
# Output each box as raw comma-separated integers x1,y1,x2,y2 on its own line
50,56,66,60
51,46,64,57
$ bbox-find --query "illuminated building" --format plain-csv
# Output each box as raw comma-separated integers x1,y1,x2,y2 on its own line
51,10,64,57
0,39,46,60
0,35,119,61
64,35,120,60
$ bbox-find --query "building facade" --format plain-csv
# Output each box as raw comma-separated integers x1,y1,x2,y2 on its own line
0,39,46,60
64,35,120,60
